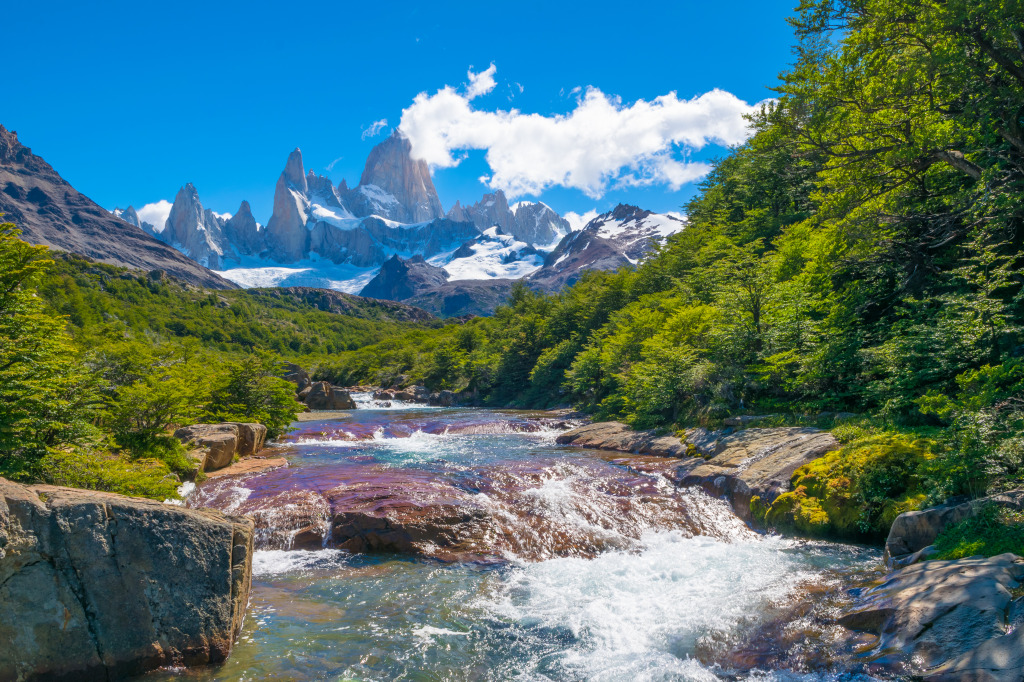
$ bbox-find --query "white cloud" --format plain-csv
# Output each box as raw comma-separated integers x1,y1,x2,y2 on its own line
137,199,172,233
563,209,599,232
213,211,233,222
326,155,344,171
361,119,389,140
466,63,497,99
399,66,770,199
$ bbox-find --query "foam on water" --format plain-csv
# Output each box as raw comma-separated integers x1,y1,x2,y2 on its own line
252,549,351,576
480,530,840,680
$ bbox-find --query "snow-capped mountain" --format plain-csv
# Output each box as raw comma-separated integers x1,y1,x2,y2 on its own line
109,133,686,314
528,205,686,290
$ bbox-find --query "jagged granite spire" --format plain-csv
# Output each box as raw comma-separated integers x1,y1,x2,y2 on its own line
351,131,444,223
265,148,310,263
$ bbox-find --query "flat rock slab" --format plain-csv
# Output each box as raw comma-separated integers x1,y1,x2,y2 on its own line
556,422,839,521
0,477,254,681
838,553,1024,680
205,456,289,479
294,411,353,422
677,427,839,521
555,421,690,457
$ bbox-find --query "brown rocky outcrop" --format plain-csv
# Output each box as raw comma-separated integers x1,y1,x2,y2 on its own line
0,478,254,680
556,422,840,522
838,553,1024,681
885,489,1024,561
304,382,357,410
173,422,267,472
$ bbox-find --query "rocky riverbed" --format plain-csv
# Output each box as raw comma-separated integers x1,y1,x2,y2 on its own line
3,398,1021,681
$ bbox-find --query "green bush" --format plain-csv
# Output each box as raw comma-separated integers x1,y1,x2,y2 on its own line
933,504,1024,560
40,447,182,501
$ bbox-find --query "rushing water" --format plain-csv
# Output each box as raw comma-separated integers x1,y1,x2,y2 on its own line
151,396,884,681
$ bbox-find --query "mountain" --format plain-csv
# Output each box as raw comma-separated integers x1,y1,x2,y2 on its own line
359,254,449,300
0,125,234,289
344,131,444,223
527,205,686,291
447,189,569,246
581,204,686,261
259,146,478,267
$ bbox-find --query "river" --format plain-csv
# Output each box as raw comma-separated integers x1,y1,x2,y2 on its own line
153,396,884,681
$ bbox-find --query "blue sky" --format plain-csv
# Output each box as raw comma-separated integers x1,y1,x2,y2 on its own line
4,1,797,225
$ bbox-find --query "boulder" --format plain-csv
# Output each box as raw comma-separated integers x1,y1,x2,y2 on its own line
229,422,267,457
330,386,357,410
556,423,841,522
392,390,416,402
886,489,1024,561
838,553,1024,679
0,478,253,680
373,389,394,401
305,382,356,410
408,385,431,402
429,390,456,407
297,385,312,401
174,424,239,472
676,428,840,521
555,421,690,458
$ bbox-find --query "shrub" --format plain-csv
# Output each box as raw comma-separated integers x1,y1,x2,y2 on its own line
40,447,182,500
933,504,1024,560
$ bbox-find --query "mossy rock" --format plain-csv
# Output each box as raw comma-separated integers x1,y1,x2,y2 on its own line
759,433,935,541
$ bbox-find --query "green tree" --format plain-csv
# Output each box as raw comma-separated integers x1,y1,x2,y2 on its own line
206,353,302,439
0,223,94,479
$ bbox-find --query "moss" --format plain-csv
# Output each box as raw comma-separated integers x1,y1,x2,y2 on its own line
933,504,1024,560
759,433,935,541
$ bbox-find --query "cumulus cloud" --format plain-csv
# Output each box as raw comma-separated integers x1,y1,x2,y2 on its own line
361,119,389,140
399,66,770,199
466,63,497,99
564,209,599,232
137,199,172,233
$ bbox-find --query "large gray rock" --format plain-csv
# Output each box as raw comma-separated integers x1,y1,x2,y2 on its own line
676,427,840,521
0,478,254,680
886,489,1024,560
838,553,1024,680
304,382,356,410
174,424,239,472
173,423,267,472
555,421,690,457
221,200,266,257
556,423,839,522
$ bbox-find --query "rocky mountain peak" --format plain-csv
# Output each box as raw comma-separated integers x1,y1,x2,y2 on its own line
163,184,232,269
223,200,264,257
359,253,449,301
606,203,651,224
356,131,443,223
283,148,307,193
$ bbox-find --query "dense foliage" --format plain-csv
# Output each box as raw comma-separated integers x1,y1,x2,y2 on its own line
321,0,1024,538
0,237,434,498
